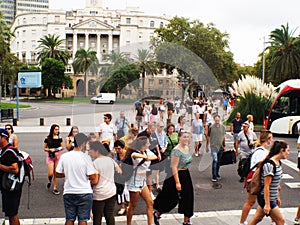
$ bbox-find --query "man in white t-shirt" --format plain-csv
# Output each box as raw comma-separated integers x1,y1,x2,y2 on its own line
98,113,117,150
56,133,98,225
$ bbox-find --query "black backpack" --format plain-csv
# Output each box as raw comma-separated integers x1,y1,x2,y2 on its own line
238,147,264,178
114,151,146,185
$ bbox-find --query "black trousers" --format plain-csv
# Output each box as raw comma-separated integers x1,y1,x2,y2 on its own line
154,169,194,218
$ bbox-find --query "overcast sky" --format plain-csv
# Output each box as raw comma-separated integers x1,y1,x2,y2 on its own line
50,0,300,66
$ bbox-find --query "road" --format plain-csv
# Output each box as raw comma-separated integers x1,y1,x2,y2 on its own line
1,102,299,219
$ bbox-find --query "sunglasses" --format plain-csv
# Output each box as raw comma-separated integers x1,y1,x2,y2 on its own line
5,127,11,130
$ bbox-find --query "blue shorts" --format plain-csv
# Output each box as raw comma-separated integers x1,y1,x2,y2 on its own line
63,193,93,222
126,174,147,192
257,194,278,209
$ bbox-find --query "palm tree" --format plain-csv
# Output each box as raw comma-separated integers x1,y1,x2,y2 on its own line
72,48,99,96
266,23,300,83
134,49,158,97
36,34,70,65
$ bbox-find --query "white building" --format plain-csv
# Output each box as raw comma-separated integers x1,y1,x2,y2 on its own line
10,0,170,96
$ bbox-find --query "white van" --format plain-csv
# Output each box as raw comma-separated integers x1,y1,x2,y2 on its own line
90,93,116,104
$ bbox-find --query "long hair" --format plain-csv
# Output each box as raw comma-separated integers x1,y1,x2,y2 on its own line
5,124,14,134
125,136,148,158
256,130,272,147
47,124,60,139
261,140,288,165
68,126,79,137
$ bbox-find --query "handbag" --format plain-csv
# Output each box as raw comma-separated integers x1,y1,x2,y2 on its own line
218,149,236,166
2,172,24,191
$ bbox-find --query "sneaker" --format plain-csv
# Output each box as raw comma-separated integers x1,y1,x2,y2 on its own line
52,189,60,195
153,211,160,225
183,222,192,225
238,222,248,225
239,177,245,183
46,182,51,189
194,153,199,157
211,178,217,182
117,208,126,215
294,218,300,225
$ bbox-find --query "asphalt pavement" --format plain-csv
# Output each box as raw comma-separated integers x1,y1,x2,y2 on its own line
0,101,298,225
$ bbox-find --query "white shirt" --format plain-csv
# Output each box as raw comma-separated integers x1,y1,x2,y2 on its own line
56,151,97,195
99,122,117,150
132,149,155,173
92,157,116,201
250,146,269,169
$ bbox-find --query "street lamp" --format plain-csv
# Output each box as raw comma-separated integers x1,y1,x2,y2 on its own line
262,36,266,83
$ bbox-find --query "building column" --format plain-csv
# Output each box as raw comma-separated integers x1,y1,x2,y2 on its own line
97,33,101,61
85,33,89,50
72,32,77,59
108,33,113,53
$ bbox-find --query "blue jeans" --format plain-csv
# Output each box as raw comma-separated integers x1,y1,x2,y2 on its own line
63,193,93,222
211,148,223,179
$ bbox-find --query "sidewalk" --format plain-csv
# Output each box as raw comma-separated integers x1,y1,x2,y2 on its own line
13,208,298,224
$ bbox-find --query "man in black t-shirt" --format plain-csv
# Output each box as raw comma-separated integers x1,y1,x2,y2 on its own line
0,128,22,225
230,112,243,151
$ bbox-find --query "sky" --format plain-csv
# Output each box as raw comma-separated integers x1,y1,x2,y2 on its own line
50,0,300,66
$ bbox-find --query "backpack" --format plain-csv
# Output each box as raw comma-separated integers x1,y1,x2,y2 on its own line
247,159,277,195
238,147,264,178
114,151,146,185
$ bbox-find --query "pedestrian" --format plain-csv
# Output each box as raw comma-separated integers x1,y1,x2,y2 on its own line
248,141,289,225
166,123,179,159
89,141,116,225
113,140,130,215
175,115,189,133
65,126,79,151
56,133,98,225
239,131,273,225
98,113,117,151
120,125,139,150
115,111,129,139
5,124,18,150
126,136,158,225
44,124,64,195
166,99,174,121
144,100,151,126
236,121,257,182
153,130,194,225
185,98,193,123
150,104,159,124
0,128,22,225
153,121,168,191
158,99,166,121
247,114,254,132
135,103,145,130
293,126,300,225
174,98,181,114
230,112,243,151
204,107,214,139
191,113,204,157
205,115,226,182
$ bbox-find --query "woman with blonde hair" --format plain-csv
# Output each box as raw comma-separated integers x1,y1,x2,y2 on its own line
239,130,273,225
120,125,139,150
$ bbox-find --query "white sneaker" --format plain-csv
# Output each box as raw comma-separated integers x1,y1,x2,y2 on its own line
238,222,248,225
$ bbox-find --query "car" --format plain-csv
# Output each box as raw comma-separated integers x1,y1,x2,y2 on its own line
90,93,116,104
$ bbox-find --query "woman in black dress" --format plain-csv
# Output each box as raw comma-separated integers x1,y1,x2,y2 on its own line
44,124,64,195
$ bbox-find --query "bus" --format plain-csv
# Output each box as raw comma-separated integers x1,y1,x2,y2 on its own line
263,79,300,135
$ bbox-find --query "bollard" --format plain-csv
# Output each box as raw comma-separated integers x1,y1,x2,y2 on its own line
40,118,44,126
13,118,18,126
66,118,71,126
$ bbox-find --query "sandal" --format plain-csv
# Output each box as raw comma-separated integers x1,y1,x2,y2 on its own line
118,208,126,215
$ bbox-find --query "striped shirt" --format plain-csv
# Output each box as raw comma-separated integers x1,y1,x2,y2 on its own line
260,160,282,201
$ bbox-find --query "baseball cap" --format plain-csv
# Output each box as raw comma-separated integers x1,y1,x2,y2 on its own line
242,121,249,126
0,128,9,138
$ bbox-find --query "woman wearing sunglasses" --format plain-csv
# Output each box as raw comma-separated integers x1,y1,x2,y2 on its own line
5,124,18,150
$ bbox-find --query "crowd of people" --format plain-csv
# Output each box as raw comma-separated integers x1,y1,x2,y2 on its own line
0,95,298,225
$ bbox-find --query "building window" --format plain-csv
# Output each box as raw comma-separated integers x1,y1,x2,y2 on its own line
166,90,169,95
91,42,96,48
166,80,170,86
22,17,26,24
139,32,143,38
54,28,60,34
126,41,130,45
22,41,26,49
126,18,131,24
79,41,84,48
32,29,36,36
139,20,143,26
67,41,72,50
23,30,26,37
90,21,96,27
31,40,36,48
55,16,60,23
17,42,19,49
149,79,154,87
17,31,19,37
160,22,164,27
159,79,163,85
126,30,131,36
42,29,47,36
150,20,155,28
113,42,118,49
43,17,47,24
66,66,72,72
32,17,36,24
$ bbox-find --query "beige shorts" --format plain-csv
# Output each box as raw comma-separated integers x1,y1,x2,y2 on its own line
192,133,203,142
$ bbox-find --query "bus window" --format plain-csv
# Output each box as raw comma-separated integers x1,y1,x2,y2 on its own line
272,96,289,114
290,97,299,115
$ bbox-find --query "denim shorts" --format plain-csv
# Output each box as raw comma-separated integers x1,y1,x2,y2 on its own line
63,193,93,222
126,174,147,192
257,194,278,209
